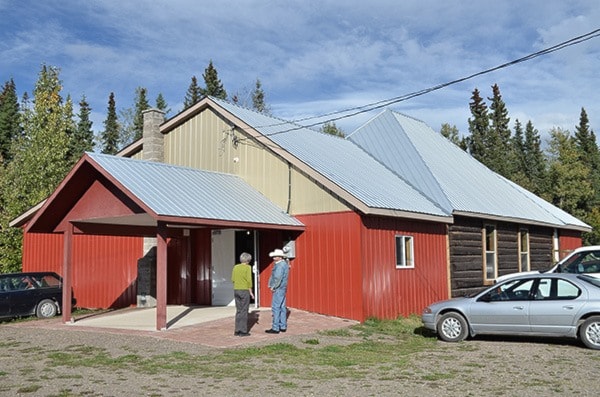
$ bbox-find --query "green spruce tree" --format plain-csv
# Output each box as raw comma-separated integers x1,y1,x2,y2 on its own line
101,92,120,154
200,60,227,99
70,95,94,162
0,79,21,163
487,84,513,178
511,119,548,198
573,107,600,207
155,93,171,117
510,119,528,188
523,121,548,198
183,76,202,110
466,88,489,163
572,107,600,244
63,95,78,165
132,87,150,141
251,79,270,114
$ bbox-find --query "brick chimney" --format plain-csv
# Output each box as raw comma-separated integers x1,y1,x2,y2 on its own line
138,108,165,308
142,108,165,162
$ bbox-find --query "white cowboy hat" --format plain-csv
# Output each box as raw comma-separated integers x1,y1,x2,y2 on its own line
269,248,287,258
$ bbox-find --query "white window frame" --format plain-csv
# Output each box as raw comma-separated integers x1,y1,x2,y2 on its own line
483,224,497,282
518,228,530,272
395,235,414,269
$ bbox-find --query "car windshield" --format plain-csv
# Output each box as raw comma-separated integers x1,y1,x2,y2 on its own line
559,250,600,274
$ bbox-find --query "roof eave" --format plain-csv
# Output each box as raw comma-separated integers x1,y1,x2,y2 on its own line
453,210,591,232
363,207,453,224
9,200,45,228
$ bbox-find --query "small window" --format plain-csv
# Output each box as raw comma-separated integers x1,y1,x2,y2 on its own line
395,235,414,268
556,279,580,299
534,278,581,300
484,225,497,281
519,228,530,272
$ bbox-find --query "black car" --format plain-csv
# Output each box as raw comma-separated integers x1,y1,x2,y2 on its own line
0,272,73,320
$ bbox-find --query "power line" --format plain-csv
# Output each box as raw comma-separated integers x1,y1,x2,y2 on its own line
240,27,600,140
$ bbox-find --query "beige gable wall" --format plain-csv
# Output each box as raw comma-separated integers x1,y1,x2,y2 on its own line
163,108,349,214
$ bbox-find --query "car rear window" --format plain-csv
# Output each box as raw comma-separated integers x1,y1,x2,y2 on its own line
578,275,600,289
0,274,61,291
30,274,61,288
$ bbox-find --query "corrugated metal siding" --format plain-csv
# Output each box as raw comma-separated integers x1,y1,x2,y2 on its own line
165,230,213,305
193,229,212,305
288,212,364,321
164,109,292,208
257,230,284,308
290,167,349,214
558,231,582,259
167,237,190,304
22,232,142,309
361,216,448,319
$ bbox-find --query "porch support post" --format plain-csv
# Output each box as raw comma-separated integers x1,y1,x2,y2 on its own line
62,224,74,323
156,221,168,330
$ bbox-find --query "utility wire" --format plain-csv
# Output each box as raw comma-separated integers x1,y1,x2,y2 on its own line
238,27,600,140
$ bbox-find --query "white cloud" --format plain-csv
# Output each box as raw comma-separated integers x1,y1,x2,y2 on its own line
1,0,599,139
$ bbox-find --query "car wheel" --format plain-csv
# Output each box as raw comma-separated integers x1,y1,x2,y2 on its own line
437,312,468,342
36,299,58,318
579,316,600,350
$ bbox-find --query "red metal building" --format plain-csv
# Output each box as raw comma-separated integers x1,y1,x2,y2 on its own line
13,97,588,329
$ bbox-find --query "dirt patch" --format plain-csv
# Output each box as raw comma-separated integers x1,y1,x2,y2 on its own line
0,322,598,396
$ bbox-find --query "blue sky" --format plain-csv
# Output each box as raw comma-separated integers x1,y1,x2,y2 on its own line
1,1,599,141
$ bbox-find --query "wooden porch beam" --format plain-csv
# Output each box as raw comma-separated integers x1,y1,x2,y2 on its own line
156,221,168,330
62,224,74,323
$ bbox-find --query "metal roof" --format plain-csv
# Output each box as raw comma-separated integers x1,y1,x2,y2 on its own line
212,98,451,221
348,109,590,231
87,152,304,227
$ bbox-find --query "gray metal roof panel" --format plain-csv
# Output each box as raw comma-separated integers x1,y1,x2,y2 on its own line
348,110,453,213
213,98,450,219
349,109,589,230
87,153,303,227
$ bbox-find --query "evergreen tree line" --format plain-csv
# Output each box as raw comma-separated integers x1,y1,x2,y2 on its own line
0,64,597,273
441,84,600,244
0,61,268,273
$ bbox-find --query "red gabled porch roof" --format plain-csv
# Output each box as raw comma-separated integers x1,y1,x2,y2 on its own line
21,152,303,331
25,152,304,236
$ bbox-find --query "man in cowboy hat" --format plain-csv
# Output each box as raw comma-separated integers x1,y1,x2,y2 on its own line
265,248,289,334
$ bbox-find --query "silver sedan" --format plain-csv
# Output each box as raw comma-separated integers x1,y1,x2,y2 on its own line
422,273,600,349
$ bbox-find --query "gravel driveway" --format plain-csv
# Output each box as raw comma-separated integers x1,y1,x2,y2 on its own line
0,320,598,396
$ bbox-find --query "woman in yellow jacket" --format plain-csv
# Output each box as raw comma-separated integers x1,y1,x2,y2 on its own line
231,252,254,336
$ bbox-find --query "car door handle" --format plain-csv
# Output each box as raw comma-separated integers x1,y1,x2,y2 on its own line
513,306,525,310
562,305,574,310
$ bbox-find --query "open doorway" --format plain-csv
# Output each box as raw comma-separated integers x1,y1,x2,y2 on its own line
211,229,259,307
235,230,258,308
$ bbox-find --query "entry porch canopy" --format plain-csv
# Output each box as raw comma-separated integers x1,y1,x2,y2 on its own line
23,153,304,330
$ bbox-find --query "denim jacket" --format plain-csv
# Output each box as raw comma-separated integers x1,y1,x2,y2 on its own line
268,259,289,290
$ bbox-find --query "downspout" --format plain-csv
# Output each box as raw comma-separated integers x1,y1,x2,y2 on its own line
253,230,259,309
286,161,292,213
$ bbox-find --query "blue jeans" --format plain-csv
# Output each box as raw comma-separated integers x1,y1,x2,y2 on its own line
271,288,287,331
